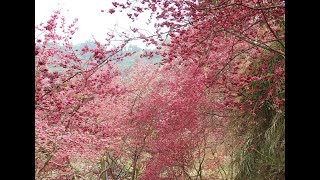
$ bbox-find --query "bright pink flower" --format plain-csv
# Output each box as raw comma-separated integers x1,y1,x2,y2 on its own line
109,9,115,14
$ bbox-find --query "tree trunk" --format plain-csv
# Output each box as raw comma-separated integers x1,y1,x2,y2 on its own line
131,150,139,180
101,158,107,180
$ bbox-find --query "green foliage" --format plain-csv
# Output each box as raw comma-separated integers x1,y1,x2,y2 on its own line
230,47,285,180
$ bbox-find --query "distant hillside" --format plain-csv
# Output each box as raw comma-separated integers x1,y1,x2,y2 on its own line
72,41,163,70
38,40,163,72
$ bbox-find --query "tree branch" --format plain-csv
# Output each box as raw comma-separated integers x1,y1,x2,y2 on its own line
258,0,285,49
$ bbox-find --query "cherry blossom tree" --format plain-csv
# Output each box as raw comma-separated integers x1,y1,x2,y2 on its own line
35,0,284,179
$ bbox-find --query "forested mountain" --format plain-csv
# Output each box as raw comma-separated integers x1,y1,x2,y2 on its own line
41,41,162,72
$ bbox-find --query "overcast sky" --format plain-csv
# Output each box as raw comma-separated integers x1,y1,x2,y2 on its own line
35,0,160,47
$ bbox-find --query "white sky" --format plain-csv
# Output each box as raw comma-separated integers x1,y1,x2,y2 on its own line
35,0,161,47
